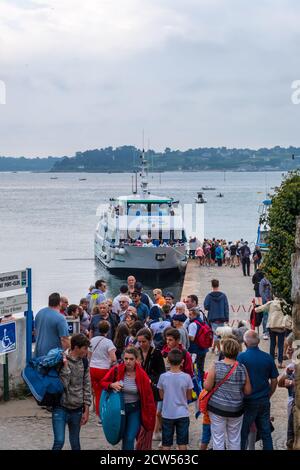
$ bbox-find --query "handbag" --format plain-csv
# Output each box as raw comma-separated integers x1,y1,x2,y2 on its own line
199,361,239,414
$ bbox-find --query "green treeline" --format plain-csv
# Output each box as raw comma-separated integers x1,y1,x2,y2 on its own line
1,145,300,172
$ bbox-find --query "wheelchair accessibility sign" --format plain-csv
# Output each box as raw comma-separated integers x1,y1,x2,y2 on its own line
0,321,17,355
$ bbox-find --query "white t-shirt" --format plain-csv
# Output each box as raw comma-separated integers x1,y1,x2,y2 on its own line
157,371,193,419
89,336,116,369
150,320,171,336
188,322,198,339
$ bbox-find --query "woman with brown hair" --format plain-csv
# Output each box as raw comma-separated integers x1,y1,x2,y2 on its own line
88,320,116,421
135,328,166,449
101,347,156,450
113,323,130,361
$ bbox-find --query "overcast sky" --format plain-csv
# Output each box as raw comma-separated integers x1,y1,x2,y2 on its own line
1,0,300,157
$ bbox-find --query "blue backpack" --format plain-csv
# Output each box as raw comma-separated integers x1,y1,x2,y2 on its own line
22,348,88,408
22,348,64,407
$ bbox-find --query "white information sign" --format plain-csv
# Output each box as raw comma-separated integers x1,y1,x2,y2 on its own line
0,271,27,293
0,294,28,318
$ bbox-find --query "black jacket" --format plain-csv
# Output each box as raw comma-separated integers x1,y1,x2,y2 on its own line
240,245,251,258
139,346,166,401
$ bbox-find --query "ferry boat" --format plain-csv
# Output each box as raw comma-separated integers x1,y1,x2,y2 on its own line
94,152,188,274
256,199,271,252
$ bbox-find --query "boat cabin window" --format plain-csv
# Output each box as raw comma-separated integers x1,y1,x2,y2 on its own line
151,203,170,215
127,203,148,215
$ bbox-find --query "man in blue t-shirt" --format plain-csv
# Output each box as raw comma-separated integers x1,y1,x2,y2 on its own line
131,291,150,322
238,330,278,450
34,293,70,357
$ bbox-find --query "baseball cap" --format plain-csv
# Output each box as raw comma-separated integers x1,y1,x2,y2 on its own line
172,314,187,322
165,292,174,299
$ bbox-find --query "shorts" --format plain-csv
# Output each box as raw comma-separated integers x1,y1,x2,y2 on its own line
211,322,225,341
162,416,190,447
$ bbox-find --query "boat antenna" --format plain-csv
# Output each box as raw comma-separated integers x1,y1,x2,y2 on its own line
140,149,149,196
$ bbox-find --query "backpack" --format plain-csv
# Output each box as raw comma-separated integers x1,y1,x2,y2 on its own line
192,316,213,349
153,331,165,351
250,306,263,328
88,292,100,315
22,352,88,408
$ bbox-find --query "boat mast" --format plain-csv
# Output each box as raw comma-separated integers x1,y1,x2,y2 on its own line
140,149,149,196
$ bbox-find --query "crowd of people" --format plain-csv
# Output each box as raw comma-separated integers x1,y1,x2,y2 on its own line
189,237,262,276
33,271,295,451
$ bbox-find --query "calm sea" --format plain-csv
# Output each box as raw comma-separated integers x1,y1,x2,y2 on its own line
0,171,284,311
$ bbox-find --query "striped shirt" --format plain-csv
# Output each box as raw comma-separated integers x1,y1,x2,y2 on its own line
208,361,247,417
123,376,140,404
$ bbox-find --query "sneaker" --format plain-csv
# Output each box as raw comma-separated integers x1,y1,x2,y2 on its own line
96,418,102,427
153,432,162,441
263,334,269,340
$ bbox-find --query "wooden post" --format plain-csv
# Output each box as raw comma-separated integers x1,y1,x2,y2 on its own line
291,216,300,449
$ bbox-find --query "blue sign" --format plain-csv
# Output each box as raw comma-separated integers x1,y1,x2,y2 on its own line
0,321,17,355
66,318,80,336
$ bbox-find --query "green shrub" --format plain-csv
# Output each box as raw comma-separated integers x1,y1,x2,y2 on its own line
264,171,300,306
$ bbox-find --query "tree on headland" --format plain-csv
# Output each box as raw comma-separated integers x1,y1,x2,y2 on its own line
263,171,300,306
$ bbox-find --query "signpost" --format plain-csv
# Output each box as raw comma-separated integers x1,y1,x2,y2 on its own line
0,294,28,317
0,322,17,355
0,321,17,402
0,270,27,293
0,268,32,402
66,317,80,336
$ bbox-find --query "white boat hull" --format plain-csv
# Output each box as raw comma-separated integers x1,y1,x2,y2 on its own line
95,236,187,273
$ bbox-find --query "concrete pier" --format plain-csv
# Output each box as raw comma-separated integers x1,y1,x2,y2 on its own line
181,260,255,322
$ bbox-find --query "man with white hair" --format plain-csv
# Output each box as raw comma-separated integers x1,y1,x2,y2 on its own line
112,284,129,315
118,295,132,322
238,330,279,450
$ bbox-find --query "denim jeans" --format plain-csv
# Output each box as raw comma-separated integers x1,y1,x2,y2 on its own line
122,402,141,450
52,407,82,450
195,353,206,386
262,311,269,334
241,400,273,450
269,329,285,364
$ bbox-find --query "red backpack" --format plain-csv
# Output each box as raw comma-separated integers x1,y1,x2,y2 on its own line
193,316,213,349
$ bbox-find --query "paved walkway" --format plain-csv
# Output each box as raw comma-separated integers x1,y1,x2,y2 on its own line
0,262,289,450
181,260,254,320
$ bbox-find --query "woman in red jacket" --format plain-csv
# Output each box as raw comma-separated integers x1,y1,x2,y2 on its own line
101,347,156,450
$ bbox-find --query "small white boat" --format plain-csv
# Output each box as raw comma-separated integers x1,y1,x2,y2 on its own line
194,192,207,203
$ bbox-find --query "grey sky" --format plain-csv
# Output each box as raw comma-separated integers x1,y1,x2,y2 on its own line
1,0,300,157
